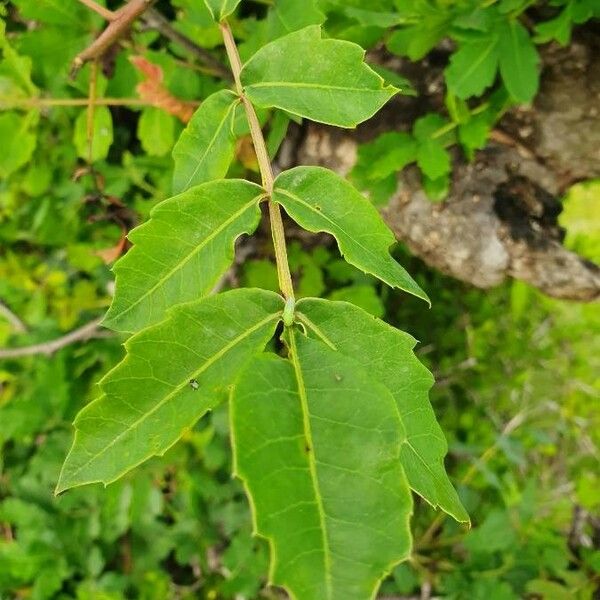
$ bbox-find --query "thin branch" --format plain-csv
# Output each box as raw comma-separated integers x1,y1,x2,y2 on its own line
0,302,27,334
1,97,200,109
77,0,115,21
0,318,106,360
140,8,231,80
71,0,155,78
86,60,99,163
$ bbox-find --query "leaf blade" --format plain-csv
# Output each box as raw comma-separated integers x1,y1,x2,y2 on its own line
241,25,397,128
497,19,539,103
103,179,264,333
273,166,429,304
445,35,499,99
231,332,413,600
172,89,239,193
296,298,469,524
57,288,283,493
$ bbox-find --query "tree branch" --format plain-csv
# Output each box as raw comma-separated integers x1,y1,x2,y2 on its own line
0,318,106,359
0,302,27,334
77,0,115,21
71,0,155,78
2,97,199,110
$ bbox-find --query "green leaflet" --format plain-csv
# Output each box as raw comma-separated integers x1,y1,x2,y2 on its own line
138,107,175,157
413,114,452,182
497,19,539,103
172,90,239,193
0,111,38,177
351,132,418,182
240,25,397,128
296,298,469,524
231,330,412,600
272,166,429,304
103,179,264,334
57,289,283,493
203,0,242,21
73,105,113,162
445,35,499,99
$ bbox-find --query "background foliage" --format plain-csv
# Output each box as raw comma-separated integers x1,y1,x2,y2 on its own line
0,0,599,598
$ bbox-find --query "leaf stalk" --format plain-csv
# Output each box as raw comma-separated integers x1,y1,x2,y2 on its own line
220,21,295,301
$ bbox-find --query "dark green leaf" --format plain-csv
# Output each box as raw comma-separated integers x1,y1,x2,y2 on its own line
497,19,539,103
296,299,469,523
445,35,499,98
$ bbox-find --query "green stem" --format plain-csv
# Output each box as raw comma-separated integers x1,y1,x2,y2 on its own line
220,21,294,301
1,97,170,109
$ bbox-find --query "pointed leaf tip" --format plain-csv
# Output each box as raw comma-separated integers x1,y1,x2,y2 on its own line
273,166,430,305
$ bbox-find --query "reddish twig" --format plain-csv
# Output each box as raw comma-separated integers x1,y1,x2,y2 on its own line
71,0,155,78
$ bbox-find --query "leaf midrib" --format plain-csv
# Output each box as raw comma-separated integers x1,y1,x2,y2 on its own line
452,37,498,93
109,194,264,326
288,328,333,598
246,81,390,94
67,312,281,481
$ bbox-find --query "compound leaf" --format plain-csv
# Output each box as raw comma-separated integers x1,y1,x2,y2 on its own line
172,89,239,193
103,179,264,333
231,329,412,600
57,289,283,493
240,25,397,128
296,298,469,524
273,166,429,304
